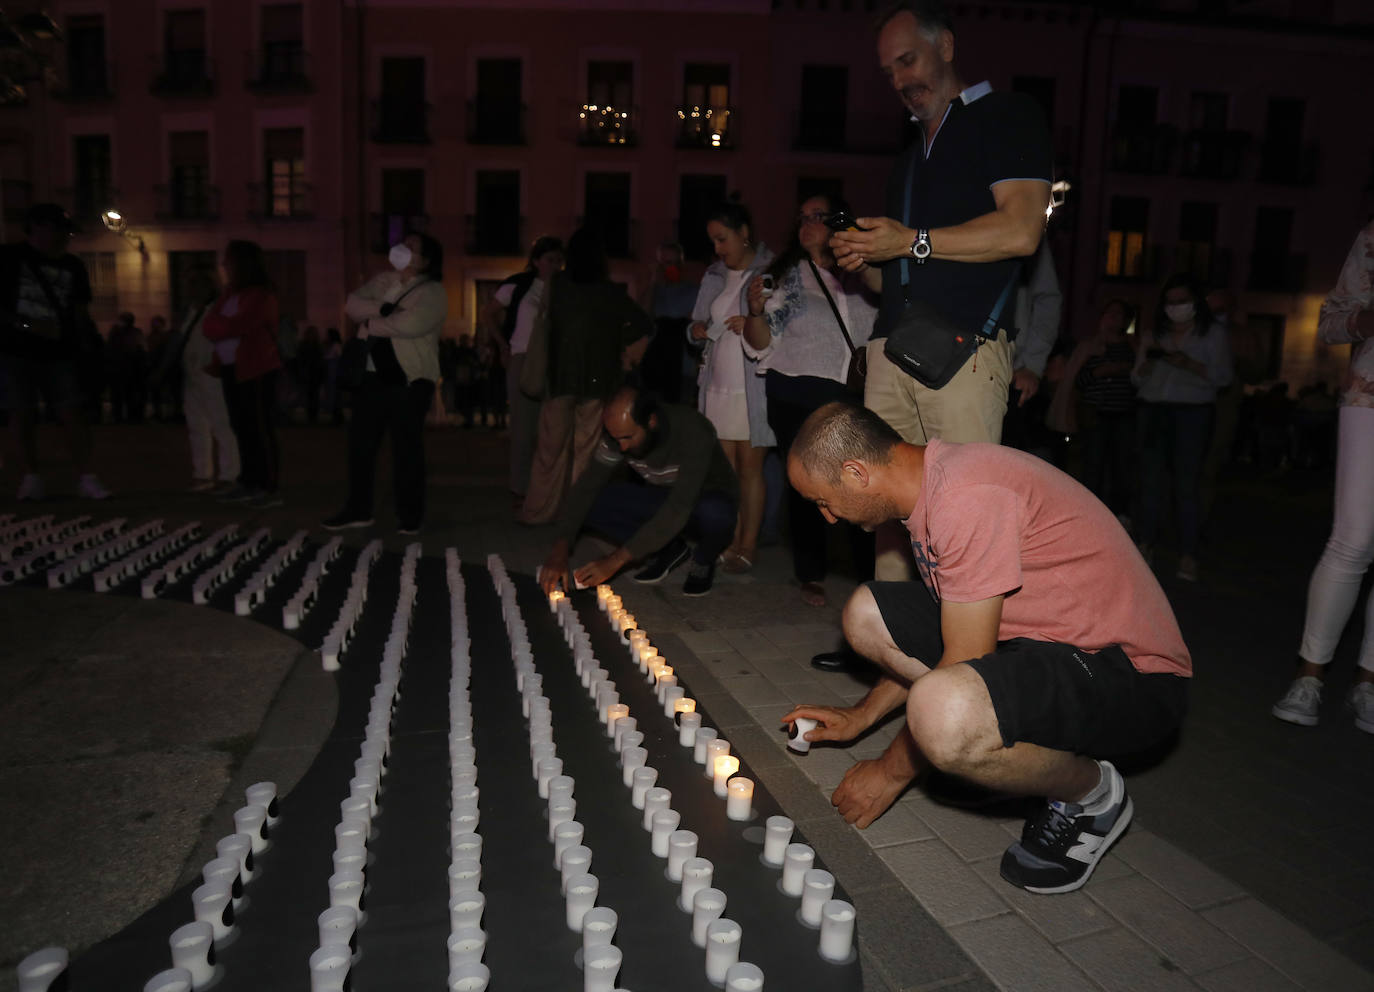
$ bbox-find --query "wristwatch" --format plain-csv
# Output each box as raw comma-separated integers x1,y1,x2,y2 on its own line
911,228,932,264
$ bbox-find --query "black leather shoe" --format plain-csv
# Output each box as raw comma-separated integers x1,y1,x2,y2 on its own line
810,651,851,673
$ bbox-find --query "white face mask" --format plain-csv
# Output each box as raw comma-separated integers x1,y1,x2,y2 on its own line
389,243,413,271
1164,302,1195,324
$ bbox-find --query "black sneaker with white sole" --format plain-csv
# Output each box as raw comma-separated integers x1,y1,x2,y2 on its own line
999,761,1133,894
682,561,715,597
633,538,690,584
322,510,375,531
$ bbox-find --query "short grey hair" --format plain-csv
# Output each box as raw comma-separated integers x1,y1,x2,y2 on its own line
874,0,954,42
792,402,902,486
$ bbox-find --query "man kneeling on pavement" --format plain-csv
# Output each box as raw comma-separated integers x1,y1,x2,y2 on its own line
781,402,1190,893
540,386,738,598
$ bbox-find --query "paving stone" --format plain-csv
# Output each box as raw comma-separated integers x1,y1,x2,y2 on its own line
752,761,839,824
948,912,1102,992
854,799,935,849
727,723,790,772
1202,898,1374,992
793,743,856,791
858,947,897,992
1057,927,1206,992
877,839,1008,927
717,673,791,709
722,627,787,659
757,623,838,649
747,654,816,685
905,793,1023,863
970,857,1116,943
1193,957,1305,992
1089,873,1249,975
1202,847,1368,942
798,815,896,896
1112,828,1248,910
777,678,852,707
693,691,754,732
675,629,732,653
851,883,990,992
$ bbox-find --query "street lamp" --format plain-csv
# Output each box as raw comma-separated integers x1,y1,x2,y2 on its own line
101,208,147,256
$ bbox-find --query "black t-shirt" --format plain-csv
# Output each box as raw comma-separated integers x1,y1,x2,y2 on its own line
0,243,93,335
876,88,1052,339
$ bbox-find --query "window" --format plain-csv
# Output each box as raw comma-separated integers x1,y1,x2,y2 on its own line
1116,85,1157,127
1188,92,1228,132
375,57,428,142
77,251,118,313
678,174,727,263
581,61,635,146
169,250,217,319
71,135,112,223
1182,92,1242,180
1247,314,1286,379
160,9,210,91
1249,206,1295,290
264,127,306,217
167,131,213,219
1176,201,1218,283
65,15,109,97
1012,76,1055,132
471,58,524,145
376,168,426,252
797,65,847,150
679,63,733,149
797,176,843,206
264,250,307,324
583,172,632,258
1260,98,1311,184
1104,196,1148,278
471,170,521,255
257,3,305,86
1111,85,1172,174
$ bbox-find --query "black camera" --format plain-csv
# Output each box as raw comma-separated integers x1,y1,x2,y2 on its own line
824,211,867,232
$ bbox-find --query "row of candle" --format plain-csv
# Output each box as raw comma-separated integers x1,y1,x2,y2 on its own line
47,518,159,589
309,543,423,992
0,512,88,562
233,528,309,615
319,539,384,672
282,537,344,630
2,515,121,586
0,510,42,544
140,524,238,600
92,521,200,593
190,527,272,605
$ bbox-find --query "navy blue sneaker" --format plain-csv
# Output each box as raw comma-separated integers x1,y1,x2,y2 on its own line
633,538,690,584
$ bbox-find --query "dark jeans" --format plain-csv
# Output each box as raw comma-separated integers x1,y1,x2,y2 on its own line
1136,401,1214,555
1080,407,1136,516
345,374,435,527
766,370,875,584
583,481,737,566
221,366,280,493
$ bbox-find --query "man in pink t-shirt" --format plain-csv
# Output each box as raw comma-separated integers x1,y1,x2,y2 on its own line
782,402,1190,894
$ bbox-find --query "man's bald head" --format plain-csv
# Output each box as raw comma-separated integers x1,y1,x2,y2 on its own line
791,402,902,485
603,386,659,458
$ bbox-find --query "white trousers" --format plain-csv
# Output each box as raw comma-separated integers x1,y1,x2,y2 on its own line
183,369,240,482
1300,405,1374,672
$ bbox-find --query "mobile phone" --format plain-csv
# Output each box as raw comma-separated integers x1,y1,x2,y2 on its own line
760,274,774,297
824,210,867,232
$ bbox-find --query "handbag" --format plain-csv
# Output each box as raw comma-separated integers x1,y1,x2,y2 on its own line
883,271,1017,390
339,277,427,389
806,259,866,395
518,277,553,399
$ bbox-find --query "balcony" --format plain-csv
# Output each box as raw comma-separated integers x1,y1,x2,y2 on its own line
1258,141,1319,186
1174,244,1232,288
576,215,637,259
370,212,428,254
150,52,215,97
1109,124,1177,175
54,185,118,229
370,99,431,144
676,106,736,150
1247,252,1308,293
465,214,526,256
154,183,221,222
467,100,527,145
577,105,637,148
245,47,310,94
247,181,313,221
53,61,115,102
1179,129,1249,181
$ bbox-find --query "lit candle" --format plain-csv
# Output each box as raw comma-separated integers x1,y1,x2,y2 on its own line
619,614,636,644
15,948,67,992
674,696,697,717
446,961,490,992
713,754,740,797
308,944,350,992
559,844,592,894
606,594,622,613
608,607,625,632
800,869,836,927
726,777,754,821
678,711,702,748
553,819,585,868
449,891,486,931
583,945,622,992
645,657,665,684
780,843,815,897
762,815,793,867
678,857,714,912
691,887,726,947
628,629,648,654
694,727,718,765
650,808,681,856
654,668,676,702
596,584,612,609
446,927,486,969
621,747,648,786
317,907,357,956
818,899,857,963
704,918,743,985
605,703,630,737
581,906,618,951
667,829,698,881
788,716,818,754
169,922,215,988
630,766,658,807
548,588,564,613
725,962,766,991
641,786,671,830
637,643,659,671
565,872,599,932
143,968,194,992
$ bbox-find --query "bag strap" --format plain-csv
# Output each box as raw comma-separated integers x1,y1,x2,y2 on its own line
388,275,428,309
980,265,1020,340
806,259,858,357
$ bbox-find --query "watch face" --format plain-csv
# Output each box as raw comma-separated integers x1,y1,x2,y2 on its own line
913,239,931,259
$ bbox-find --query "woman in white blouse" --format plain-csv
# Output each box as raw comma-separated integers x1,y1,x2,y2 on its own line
742,194,878,607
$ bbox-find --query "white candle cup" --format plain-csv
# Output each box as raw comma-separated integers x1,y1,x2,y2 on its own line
667,828,698,881
596,584,611,608
637,645,659,673
553,819,586,868
645,658,665,685
761,816,794,867
331,849,366,885
705,918,743,985
340,796,371,828
202,857,243,910
537,757,563,798
317,906,358,955
583,945,623,992
674,696,697,717
694,727,719,765
725,962,766,991
531,742,557,780
447,927,486,969
788,716,818,755
726,777,755,821
612,716,637,750
244,781,280,825
452,834,483,863
662,684,685,717
618,730,645,754
452,784,480,807
309,945,351,992
548,800,576,841
565,872,599,932
780,844,815,897
451,810,480,837
713,755,741,797
678,712,703,748
191,879,235,942
329,869,367,918
143,969,194,992
16,947,67,992
581,906,618,950
447,962,491,992
448,858,482,898
678,855,715,911
800,869,836,927
169,922,215,989
560,844,592,894
604,702,629,736
655,672,678,704
630,766,658,807
548,775,576,807
818,899,857,963
232,804,270,854
216,833,255,883
642,786,672,830
706,738,732,781
449,891,486,931
650,808,681,856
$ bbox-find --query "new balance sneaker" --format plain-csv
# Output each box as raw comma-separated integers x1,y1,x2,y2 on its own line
77,473,110,500
246,491,283,509
1349,682,1374,734
1272,675,1322,727
1000,761,1133,894
633,538,690,584
322,510,374,531
682,561,715,597
16,472,44,501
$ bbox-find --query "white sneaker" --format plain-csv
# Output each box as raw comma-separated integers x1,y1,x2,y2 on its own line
1350,683,1374,734
16,473,43,501
77,473,110,500
1272,675,1322,726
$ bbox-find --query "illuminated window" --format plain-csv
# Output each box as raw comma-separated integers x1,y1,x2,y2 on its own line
1105,196,1148,278
263,127,305,217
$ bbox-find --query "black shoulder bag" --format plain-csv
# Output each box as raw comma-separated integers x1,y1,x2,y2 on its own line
883,272,1017,390
806,259,867,395
339,277,427,389
1,257,73,361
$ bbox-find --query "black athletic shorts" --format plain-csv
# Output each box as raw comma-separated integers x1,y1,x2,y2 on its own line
866,581,1188,757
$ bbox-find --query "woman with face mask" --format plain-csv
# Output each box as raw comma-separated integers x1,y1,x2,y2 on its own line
1131,274,1233,581
326,232,448,534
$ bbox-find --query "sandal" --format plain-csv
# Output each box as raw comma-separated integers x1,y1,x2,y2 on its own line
720,550,754,575
800,581,827,607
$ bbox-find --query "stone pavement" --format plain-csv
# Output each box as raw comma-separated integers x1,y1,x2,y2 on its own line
2,421,1372,992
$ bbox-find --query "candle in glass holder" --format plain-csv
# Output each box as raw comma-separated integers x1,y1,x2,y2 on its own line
704,736,730,778
713,755,740,797
818,899,856,963
448,859,481,899
329,870,367,918
605,594,622,613
618,615,636,644
761,815,793,867
726,777,754,821
637,644,659,672
604,703,629,737
245,781,280,825
565,873,599,932
627,629,648,655
452,834,483,864
705,918,743,985
780,843,814,897
674,696,697,718
191,879,235,942
318,906,358,956
650,808,681,856
548,589,564,613
645,657,665,685
800,868,836,927
691,888,726,948
548,775,575,808
694,727,718,765
678,711,702,748
678,857,714,912
537,757,563,799
654,668,676,702
596,584,612,609
641,786,671,830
